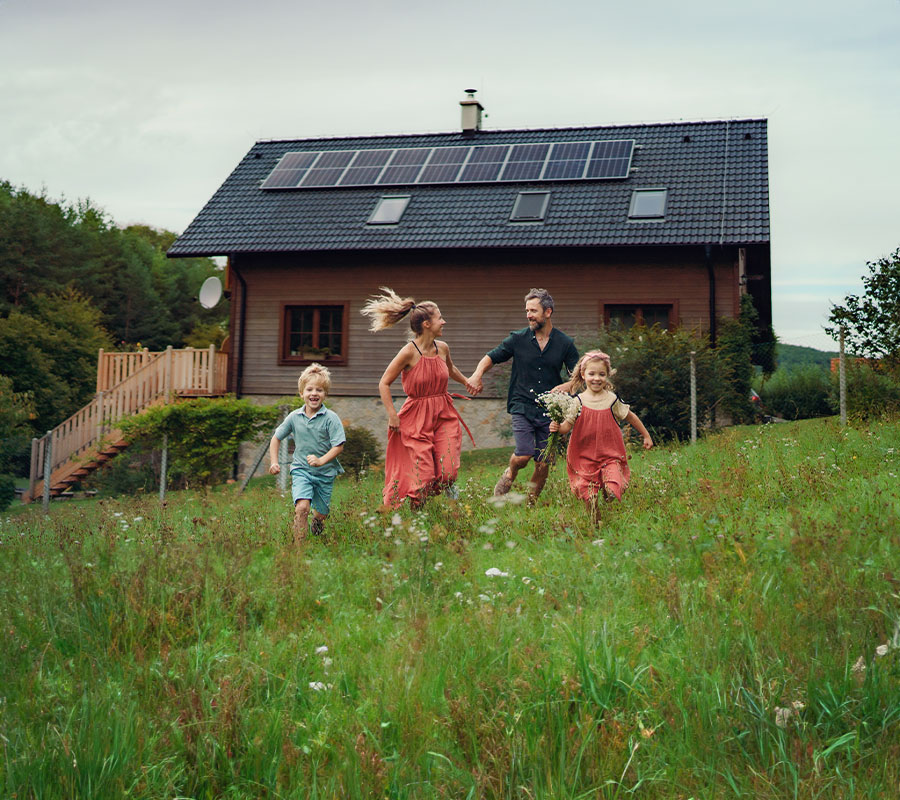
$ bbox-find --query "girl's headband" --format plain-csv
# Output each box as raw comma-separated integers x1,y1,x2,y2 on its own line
582,350,611,362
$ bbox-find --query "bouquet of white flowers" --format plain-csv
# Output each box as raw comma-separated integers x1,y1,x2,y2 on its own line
536,390,580,460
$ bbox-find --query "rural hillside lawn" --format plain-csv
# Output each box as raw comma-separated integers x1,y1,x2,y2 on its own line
2,417,899,798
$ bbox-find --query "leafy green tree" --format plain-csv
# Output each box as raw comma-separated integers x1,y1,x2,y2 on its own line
0,290,111,432
827,247,900,374
0,375,36,492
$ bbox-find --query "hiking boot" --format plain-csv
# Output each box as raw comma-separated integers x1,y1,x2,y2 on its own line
493,470,513,497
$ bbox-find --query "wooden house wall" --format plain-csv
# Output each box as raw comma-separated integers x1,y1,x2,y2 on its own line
227,246,756,398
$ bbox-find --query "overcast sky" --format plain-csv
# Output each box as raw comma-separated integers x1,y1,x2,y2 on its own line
2,0,898,351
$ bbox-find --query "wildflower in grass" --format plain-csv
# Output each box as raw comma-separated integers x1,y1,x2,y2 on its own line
434,562,443,571
485,568,509,577
774,706,793,728
875,644,890,657
392,513,402,526
592,539,605,547
315,645,328,655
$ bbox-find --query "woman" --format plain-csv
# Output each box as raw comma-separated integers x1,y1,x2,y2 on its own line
361,288,476,508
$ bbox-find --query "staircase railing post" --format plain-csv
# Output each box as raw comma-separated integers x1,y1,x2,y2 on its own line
208,343,216,393
96,348,105,393
164,345,174,404
42,431,53,513
29,437,39,502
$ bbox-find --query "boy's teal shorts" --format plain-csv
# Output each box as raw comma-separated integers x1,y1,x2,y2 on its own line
290,469,335,516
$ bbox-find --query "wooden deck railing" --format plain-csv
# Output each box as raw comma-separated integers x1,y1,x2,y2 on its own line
27,345,228,502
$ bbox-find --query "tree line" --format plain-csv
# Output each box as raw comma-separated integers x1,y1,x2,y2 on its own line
0,181,229,480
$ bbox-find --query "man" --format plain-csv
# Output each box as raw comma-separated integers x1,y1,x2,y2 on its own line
468,288,579,501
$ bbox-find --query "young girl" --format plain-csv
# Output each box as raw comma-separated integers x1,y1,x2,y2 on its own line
361,288,476,509
549,350,653,523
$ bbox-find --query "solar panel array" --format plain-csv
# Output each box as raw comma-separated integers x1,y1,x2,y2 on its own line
261,139,635,190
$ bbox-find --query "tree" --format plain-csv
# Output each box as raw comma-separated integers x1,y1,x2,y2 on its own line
827,248,900,373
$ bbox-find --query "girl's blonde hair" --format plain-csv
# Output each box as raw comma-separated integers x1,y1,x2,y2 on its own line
360,287,438,335
298,363,331,394
571,350,616,392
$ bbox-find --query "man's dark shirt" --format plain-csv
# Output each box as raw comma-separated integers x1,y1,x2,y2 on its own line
486,327,579,423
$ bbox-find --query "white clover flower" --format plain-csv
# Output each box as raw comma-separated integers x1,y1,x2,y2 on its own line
392,514,402,526
485,568,508,577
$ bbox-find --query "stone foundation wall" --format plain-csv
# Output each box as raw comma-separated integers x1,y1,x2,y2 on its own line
237,395,512,481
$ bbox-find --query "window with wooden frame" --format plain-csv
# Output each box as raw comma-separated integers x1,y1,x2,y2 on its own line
601,302,677,331
279,303,348,365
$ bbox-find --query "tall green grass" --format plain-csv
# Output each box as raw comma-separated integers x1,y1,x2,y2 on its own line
2,417,899,798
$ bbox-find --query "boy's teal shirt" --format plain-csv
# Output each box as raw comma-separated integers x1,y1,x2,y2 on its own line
274,405,346,478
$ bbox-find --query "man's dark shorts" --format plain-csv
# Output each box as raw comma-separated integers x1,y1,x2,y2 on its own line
511,413,551,462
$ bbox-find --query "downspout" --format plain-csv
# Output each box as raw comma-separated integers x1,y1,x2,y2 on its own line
229,257,247,398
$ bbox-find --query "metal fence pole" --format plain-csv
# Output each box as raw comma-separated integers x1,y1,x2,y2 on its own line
690,350,697,443
42,431,53,513
159,433,168,502
277,435,289,493
839,326,847,426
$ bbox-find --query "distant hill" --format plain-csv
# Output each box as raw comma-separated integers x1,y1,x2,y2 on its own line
776,343,839,371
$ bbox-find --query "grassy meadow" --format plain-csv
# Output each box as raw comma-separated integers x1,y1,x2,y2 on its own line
2,417,900,798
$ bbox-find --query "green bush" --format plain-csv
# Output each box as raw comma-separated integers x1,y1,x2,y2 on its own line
0,473,15,511
340,425,383,479
581,325,719,442
836,362,900,419
117,397,278,489
759,366,832,420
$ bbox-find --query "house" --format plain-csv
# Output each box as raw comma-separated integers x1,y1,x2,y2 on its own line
168,94,771,450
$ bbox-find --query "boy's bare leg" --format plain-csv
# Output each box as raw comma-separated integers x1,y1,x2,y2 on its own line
293,499,311,544
494,454,531,496
310,511,327,536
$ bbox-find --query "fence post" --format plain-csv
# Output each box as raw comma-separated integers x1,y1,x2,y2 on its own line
839,326,847,426
277,435,289,493
42,431,53,513
159,433,168,503
690,350,697,443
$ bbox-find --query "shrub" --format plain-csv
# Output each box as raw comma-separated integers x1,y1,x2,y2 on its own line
0,473,15,511
835,362,900,419
580,325,719,442
340,425,382,479
117,396,278,488
759,366,832,420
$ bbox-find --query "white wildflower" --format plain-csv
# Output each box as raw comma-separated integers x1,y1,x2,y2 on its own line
315,645,328,655
774,707,792,728
392,514,402,526
308,682,327,691
875,644,890,657
485,568,509,578
434,562,443,571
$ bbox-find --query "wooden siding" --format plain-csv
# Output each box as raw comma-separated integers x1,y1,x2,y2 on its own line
230,246,747,398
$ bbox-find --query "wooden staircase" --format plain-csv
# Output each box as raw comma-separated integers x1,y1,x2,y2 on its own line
24,345,227,503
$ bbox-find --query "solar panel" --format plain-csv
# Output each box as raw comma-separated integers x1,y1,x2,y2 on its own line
299,150,355,187
377,148,431,185
260,152,320,189
418,146,469,183
459,145,509,182
500,143,550,181
261,139,634,189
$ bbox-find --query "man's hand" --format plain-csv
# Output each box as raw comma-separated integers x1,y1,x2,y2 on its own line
467,374,484,396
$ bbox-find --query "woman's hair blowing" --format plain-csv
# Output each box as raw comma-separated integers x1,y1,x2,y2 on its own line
360,287,437,335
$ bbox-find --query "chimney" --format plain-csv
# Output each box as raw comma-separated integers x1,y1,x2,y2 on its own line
460,89,483,135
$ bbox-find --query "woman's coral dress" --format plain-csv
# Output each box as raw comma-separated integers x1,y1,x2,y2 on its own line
383,354,463,508
565,400,631,502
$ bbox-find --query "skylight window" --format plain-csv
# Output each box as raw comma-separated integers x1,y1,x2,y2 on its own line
367,195,410,225
629,189,668,219
510,191,551,222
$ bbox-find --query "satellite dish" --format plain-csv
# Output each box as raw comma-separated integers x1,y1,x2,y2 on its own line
198,276,223,309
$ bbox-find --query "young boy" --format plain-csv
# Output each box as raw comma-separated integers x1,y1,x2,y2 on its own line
269,364,345,544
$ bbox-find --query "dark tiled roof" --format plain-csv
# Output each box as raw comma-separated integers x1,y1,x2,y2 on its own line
168,119,769,256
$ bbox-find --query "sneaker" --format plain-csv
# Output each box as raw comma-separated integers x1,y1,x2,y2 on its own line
493,470,513,497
